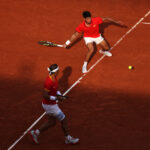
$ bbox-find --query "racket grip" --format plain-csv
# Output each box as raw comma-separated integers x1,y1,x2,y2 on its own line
57,44,63,47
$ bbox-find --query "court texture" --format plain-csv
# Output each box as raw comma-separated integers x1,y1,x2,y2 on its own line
0,0,150,150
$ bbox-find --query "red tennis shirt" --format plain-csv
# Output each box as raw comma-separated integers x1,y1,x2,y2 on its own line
42,76,58,105
76,17,103,38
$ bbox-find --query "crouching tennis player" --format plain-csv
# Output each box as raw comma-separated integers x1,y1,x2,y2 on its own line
29,64,79,144
63,11,125,73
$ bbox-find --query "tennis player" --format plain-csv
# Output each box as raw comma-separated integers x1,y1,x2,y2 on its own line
29,64,79,144
63,11,125,73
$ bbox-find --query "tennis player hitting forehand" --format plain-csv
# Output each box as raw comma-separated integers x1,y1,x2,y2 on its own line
63,11,125,73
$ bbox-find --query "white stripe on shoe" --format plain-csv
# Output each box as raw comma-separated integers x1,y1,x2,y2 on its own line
29,130,39,144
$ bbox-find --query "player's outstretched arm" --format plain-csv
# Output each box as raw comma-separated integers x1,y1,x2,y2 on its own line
102,17,126,26
63,32,82,48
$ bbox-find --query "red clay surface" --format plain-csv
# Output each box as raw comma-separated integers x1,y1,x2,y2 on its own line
0,0,150,150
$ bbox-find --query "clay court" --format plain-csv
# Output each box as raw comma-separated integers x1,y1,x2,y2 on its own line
0,0,150,149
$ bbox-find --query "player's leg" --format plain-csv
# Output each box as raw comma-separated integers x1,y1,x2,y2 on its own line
82,42,94,73
98,39,112,57
55,107,79,144
29,104,57,144
60,116,79,144
38,115,56,132
42,103,79,144
29,115,56,144
61,117,69,136
29,104,79,144
36,104,58,133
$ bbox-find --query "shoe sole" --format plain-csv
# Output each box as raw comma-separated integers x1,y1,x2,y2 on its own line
82,69,88,74
106,54,112,57
82,71,87,74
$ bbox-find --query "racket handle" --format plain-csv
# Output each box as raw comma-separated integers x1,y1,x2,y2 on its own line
57,44,63,47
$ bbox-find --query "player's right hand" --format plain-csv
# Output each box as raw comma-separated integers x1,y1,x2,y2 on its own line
63,44,67,48
56,95,68,101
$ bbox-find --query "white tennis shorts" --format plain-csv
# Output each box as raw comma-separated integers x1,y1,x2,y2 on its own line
84,35,104,45
42,103,65,121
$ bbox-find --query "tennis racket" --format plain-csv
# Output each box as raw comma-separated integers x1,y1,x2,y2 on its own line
38,41,63,47
56,95,68,103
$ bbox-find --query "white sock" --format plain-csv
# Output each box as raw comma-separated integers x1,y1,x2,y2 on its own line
66,135,71,139
35,129,40,135
83,61,88,67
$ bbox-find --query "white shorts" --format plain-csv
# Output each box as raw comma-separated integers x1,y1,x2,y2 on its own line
84,35,104,45
42,103,65,121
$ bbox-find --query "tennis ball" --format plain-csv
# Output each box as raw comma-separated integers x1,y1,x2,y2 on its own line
128,65,134,70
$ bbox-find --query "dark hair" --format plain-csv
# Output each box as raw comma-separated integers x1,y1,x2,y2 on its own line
49,64,58,72
82,11,91,18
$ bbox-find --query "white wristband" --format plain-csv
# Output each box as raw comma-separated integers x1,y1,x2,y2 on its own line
50,96,56,100
65,40,71,45
57,91,61,96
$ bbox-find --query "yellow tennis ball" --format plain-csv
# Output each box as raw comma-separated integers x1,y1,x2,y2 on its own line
128,65,133,70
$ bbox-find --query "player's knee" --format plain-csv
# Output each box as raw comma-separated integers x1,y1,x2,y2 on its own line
56,112,65,121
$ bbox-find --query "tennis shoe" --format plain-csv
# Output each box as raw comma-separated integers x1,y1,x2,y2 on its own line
82,65,87,73
65,135,79,144
99,50,112,57
29,130,39,144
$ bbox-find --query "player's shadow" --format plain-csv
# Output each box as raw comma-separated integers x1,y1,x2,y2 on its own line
58,66,72,93
88,22,128,63
99,22,128,46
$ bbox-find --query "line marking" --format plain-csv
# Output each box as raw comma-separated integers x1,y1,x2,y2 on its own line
141,22,150,24
7,10,150,150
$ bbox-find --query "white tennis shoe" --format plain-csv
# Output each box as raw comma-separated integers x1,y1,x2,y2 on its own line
65,135,79,144
99,50,112,57
29,130,39,144
82,65,87,73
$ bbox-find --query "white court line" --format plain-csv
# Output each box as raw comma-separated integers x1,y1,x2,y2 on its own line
142,22,150,24
7,10,150,150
